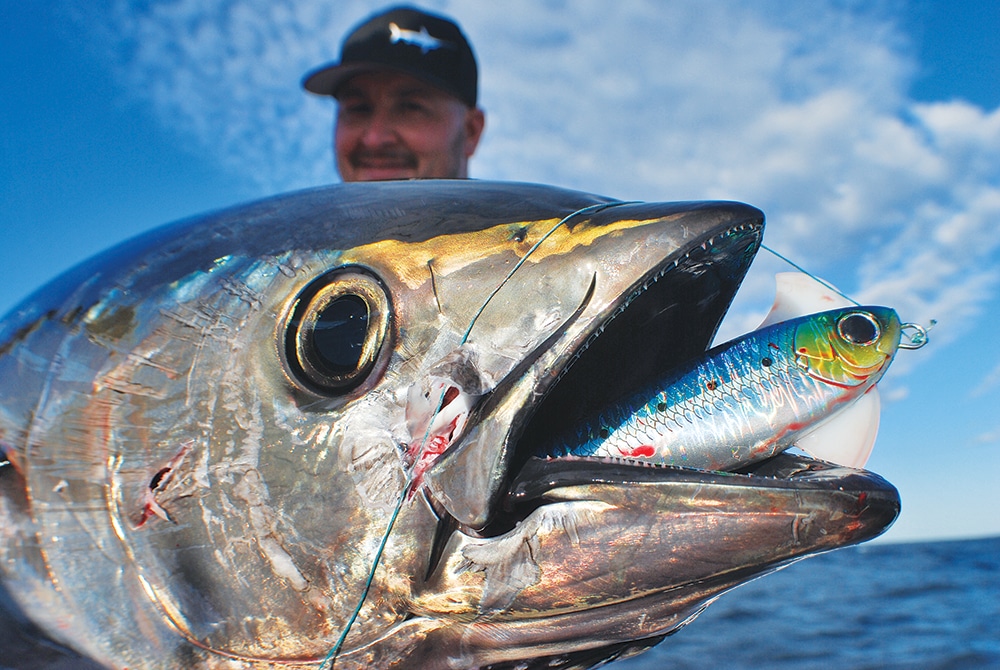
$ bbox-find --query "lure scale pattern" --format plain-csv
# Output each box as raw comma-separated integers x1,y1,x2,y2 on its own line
543,307,901,471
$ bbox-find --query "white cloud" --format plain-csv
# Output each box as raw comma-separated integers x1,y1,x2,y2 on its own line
68,0,1000,383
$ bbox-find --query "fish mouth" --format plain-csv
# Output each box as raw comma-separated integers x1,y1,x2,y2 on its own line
420,198,900,541
417,200,900,659
494,201,899,536
494,201,900,533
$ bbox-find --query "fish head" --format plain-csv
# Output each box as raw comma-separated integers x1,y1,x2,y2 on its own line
794,306,902,386
0,181,900,669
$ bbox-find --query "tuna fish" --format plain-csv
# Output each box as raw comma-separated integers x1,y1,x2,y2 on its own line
0,181,899,669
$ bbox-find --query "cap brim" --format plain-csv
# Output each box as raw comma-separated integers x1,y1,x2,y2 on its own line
302,62,373,96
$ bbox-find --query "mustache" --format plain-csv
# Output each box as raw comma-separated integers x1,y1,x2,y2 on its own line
349,149,417,167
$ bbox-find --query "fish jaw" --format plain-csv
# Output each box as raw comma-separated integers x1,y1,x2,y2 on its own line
349,454,900,668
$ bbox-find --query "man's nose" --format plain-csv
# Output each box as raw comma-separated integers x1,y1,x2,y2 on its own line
360,110,399,147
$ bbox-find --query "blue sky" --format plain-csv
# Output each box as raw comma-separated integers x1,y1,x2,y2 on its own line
2,0,999,543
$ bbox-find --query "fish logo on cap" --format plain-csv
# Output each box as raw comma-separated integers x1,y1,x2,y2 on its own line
388,22,454,53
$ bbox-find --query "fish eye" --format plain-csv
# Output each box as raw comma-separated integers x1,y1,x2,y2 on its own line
284,268,391,394
837,311,880,346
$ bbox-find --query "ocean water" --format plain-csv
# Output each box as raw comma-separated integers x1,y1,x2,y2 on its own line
615,536,1000,670
2,537,997,668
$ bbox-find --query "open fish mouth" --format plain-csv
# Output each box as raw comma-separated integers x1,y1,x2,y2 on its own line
498,211,767,527
420,201,898,542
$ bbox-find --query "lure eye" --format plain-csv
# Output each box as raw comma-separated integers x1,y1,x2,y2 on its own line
284,268,391,394
837,311,880,346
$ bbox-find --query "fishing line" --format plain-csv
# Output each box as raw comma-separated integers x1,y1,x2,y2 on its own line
761,243,932,350
320,484,407,668
761,244,862,308
323,200,631,668
461,201,635,344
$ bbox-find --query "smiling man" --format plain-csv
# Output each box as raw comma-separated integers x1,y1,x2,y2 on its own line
302,6,486,182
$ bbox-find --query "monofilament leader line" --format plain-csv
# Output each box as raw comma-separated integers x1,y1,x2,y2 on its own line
321,201,633,668
761,243,932,350
761,244,862,307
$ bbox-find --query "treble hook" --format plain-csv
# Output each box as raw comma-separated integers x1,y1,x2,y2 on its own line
899,320,935,350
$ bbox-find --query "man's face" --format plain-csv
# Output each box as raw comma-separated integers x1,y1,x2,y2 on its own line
334,70,485,182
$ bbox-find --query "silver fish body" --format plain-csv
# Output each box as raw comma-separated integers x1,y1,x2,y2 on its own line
0,181,899,669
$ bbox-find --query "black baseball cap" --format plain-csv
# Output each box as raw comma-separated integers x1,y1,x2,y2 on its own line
302,5,478,108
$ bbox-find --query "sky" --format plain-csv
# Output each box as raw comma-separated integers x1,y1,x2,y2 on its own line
2,0,999,543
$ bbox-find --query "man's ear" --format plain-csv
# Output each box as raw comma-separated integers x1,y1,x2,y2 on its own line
463,107,486,157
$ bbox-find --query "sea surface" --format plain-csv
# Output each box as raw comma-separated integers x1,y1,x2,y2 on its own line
1,536,997,669
615,536,1000,670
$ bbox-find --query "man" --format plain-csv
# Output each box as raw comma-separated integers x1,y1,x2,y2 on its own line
302,6,486,182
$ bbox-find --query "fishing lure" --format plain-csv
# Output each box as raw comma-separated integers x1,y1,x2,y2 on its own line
538,305,902,472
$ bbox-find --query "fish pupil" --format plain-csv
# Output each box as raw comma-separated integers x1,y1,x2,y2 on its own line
312,296,370,373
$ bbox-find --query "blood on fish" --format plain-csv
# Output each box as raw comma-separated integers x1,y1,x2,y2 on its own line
136,494,172,528
407,414,462,495
620,445,655,458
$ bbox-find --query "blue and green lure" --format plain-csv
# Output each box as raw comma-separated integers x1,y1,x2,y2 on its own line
539,306,902,471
